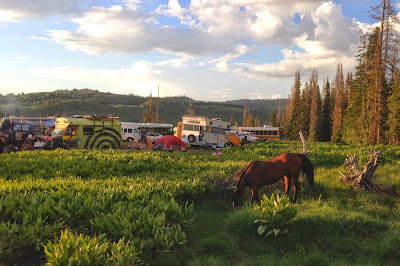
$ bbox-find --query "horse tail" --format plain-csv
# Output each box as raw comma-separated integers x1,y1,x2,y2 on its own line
297,153,315,189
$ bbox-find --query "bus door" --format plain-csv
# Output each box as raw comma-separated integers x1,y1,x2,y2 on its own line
62,127,78,148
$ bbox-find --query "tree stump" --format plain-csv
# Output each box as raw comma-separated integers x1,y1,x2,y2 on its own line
340,150,398,196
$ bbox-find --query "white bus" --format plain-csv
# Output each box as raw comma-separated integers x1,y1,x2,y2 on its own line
121,122,174,142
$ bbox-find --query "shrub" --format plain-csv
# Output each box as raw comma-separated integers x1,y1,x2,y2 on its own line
253,193,297,237
44,229,141,265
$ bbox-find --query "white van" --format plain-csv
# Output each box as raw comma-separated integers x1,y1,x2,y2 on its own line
120,122,140,142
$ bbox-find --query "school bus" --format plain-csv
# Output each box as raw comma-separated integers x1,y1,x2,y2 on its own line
51,115,122,149
239,126,281,141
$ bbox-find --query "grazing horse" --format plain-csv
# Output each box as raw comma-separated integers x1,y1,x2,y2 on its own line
232,153,314,208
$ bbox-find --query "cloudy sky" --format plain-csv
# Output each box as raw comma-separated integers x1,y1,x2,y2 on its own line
0,0,397,101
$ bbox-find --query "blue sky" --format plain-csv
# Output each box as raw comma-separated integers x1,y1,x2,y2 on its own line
0,0,397,101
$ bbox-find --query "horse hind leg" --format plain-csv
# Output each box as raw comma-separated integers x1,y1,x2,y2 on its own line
293,177,300,203
284,176,291,196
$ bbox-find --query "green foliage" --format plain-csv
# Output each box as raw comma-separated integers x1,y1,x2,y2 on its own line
44,229,141,265
254,194,297,237
0,141,399,265
0,89,284,125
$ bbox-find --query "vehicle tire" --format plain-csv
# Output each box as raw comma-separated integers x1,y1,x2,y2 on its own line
127,137,134,142
229,142,234,147
188,134,196,142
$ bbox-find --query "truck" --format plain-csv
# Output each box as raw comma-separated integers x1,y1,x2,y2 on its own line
51,115,122,149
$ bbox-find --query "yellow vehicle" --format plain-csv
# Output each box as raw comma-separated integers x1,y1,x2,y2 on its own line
226,131,241,146
239,126,281,141
51,115,122,149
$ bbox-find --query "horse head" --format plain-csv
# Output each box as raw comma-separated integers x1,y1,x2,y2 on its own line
232,188,243,211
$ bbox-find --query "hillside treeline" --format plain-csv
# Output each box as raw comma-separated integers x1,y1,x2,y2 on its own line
0,89,284,126
281,0,400,145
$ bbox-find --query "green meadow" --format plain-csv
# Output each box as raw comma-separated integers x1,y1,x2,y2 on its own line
0,141,399,265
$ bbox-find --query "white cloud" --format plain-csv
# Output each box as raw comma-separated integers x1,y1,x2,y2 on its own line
153,58,189,67
28,62,188,97
0,0,84,21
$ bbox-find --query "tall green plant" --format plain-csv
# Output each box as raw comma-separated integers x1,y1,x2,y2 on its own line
253,194,297,237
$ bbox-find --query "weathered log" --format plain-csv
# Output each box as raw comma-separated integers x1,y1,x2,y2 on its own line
340,150,398,196
299,130,308,155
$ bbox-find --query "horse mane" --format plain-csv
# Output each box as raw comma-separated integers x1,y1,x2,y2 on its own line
296,153,315,188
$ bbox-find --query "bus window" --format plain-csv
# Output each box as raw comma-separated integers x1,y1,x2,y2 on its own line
83,125,94,136
272,131,278,135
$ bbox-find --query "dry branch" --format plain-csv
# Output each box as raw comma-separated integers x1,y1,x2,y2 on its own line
299,130,308,155
340,150,398,196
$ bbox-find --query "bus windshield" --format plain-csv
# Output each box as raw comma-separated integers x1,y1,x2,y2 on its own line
51,128,65,137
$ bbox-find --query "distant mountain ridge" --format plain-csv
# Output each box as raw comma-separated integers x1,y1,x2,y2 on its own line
0,89,286,126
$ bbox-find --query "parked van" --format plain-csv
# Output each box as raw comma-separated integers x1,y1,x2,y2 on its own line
226,131,240,146
121,122,140,142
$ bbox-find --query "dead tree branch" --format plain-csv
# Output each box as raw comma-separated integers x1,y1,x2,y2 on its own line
340,150,398,196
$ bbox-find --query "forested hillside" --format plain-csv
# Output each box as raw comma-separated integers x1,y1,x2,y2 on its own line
0,89,286,126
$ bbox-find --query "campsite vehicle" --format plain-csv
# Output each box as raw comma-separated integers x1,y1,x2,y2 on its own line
179,115,207,146
239,126,281,141
121,122,173,142
243,131,259,142
203,118,231,148
147,132,163,143
178,116,231,148
51,115,122,149
121,122,140,142
0,116,55,135
226,131,240,146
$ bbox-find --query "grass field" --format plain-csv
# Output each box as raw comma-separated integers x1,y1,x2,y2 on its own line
0,141,399,265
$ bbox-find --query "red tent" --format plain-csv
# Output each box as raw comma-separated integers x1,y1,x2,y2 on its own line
153,135,188,151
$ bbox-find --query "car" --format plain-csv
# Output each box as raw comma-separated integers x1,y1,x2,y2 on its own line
147,132,163,143
243,131,259,142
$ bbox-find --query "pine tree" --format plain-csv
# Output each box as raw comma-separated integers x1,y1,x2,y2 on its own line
342,34,369,144
276,99,282,126
387,74,400,143
332,63,345,142
270,110,277,127
247,113,254,127
308,69,322,141
242,105,248,127
285,70,303,140
321,79,332,142
143,93,154,123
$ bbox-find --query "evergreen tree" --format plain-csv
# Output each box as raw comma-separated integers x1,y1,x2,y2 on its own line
301,82,311,136
143,93,154,123
308,69,322,142
285,70,303,140
387,74,400,143
242,105,248,127
342,34,369,144
332,63,345,142
321,79,332,142
276,99,282,127
247,112,254,127
270,110,277,127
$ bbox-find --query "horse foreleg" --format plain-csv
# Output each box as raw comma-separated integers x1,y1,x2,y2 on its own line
293,177,300,203
251,187,259,202
284,176,291,195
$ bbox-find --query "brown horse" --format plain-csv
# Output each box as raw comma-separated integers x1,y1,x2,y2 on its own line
232,153,314,208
